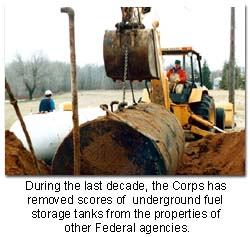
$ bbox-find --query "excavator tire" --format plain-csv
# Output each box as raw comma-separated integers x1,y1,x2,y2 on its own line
215,107,225,131
190,93,215,130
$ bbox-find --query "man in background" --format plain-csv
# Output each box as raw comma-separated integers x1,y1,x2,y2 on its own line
39,90,55,113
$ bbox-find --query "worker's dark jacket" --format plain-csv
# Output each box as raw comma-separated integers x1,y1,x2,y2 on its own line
39,98,55,112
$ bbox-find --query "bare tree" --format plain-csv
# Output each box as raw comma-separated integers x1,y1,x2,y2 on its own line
13,52,49,100
6,53,145,99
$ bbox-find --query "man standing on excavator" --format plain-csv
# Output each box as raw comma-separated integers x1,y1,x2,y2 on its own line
167,59,187,93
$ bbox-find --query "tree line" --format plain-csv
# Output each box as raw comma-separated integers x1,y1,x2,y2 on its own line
5,52,245,100
5,52,146,100
5,52,144,100
220,62,245,90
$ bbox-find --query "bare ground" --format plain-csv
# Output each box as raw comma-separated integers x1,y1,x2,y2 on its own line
5,89,246,176
5,89,245,130
176,129,245,175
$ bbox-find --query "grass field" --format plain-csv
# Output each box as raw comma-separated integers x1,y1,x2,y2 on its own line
5,89,245,130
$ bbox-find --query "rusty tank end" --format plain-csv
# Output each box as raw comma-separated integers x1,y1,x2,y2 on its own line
51,103,185,175
103,29,161,81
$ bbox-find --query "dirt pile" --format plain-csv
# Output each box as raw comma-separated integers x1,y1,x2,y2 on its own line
5,130,50,175
5,129,245,176
176,130,245,175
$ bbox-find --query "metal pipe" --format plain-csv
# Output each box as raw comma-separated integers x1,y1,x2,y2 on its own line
5,78,40,174
61,7,80,176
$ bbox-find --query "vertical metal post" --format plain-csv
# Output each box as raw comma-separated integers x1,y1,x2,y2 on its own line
190,54,195,85
197,55,203,86
61,7,80,175
229,7,235,113
182,55,186,70
5,79,40,175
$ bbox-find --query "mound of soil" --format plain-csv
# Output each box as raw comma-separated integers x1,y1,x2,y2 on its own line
5,130,50,175
5,129,245,176
176,130,245,175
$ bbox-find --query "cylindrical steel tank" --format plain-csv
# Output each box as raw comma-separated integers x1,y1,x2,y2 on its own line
10,108,106,162
52,103,185,175
103,29,161,81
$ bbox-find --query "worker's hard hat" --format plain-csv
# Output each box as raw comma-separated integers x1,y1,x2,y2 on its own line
175,60,181,65
45,90,53,96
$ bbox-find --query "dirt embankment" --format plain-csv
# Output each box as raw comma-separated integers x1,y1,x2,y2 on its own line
5,129,245,176
5,130,50,175
176,130,245,175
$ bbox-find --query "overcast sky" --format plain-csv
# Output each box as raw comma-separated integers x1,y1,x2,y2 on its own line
3,0,246,71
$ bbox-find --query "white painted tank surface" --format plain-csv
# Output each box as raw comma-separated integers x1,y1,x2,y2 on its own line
10,107,106,162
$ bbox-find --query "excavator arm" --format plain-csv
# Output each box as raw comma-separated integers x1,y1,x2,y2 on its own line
103,7,170,109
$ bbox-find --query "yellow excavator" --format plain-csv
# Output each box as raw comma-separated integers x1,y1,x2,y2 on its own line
103,7,234,139
8,7,234,175
143,46,234,138
52,7,233,175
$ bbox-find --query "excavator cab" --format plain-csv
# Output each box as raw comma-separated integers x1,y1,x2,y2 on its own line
141,46,234,137
162,47,234,136
162,47,204,104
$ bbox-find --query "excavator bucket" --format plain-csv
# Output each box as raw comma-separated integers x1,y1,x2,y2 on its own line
52,103,185,175
103,29,161,81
